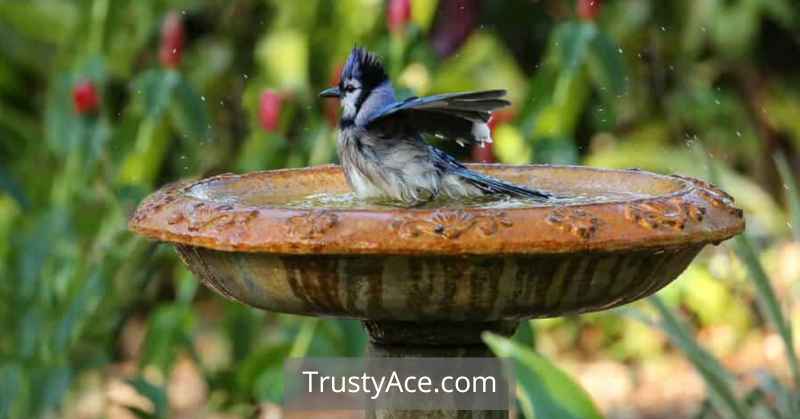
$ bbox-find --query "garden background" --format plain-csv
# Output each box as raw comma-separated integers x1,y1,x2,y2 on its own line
1,0,800,418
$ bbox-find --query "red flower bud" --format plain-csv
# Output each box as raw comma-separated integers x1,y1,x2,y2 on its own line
487,109,515,132
577,0,602,21
387,0,412,34
471,142,495,163
72,80,100,114
159,11,185,68
259,90,283,133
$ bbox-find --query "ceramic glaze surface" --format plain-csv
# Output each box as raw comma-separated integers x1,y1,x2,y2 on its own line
130,164,744,256
130,164,743,321
176,244,702,320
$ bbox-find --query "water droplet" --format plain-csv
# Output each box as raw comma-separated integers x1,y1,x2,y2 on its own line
736,131,742,137
660,26,667,32
201,96,206,101
243,74,249,80
714,99,721,105
618,47,623,54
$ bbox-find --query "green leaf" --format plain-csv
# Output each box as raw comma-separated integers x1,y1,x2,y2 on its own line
512,320,537,348
253,365,285,404
0,165,28,209
483,332,604,419
236,343,292,401
519,66,558,131
45,73,83,155
236,132,289,172
552,22,597,74
534,136,579,165
117,116,171,187
132,70,180,120
0,363,26,418
139,303,195,373
224,303,264,362
732,235,800,387
37,366,72,413
774,152,800,242
126,376,168,419
587,29,626,119
289,317,319,358
649,296,751,419
52,271,106,354
169,76,210,142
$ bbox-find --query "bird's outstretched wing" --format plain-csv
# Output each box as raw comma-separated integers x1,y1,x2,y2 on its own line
364,90,510,145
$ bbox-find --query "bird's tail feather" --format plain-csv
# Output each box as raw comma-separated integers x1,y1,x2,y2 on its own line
457,169,552,200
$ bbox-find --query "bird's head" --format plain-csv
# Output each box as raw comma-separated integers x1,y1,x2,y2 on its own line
320,47,392,124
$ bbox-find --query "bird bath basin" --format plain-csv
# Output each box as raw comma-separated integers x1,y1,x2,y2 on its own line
129,164,743,415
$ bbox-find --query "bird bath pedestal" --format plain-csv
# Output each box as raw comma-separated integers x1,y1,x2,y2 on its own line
129,164,744,418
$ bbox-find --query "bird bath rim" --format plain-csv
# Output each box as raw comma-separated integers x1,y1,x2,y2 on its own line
128,164,744,256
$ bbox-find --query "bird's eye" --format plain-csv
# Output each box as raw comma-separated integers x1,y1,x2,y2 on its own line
344,85,356,93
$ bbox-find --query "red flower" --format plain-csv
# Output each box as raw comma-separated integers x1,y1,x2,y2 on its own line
471,141,494,163
577,0,602,21
159,11,185,68
259,90,283,133
72,80,100,114
387,0,412,34
488,109,515,132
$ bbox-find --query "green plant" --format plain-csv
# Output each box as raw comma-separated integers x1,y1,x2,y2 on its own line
2,0,800,417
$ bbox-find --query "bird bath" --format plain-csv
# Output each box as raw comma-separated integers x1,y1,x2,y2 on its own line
129,164,744,417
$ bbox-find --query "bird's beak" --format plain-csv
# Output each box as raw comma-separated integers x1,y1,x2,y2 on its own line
319,86,341,98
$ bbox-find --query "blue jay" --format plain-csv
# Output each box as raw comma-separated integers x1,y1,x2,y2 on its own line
320,47,552,206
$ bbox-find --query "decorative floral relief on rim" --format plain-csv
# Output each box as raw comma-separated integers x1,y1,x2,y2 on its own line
546,207,600,239
673,175,743,219
167,202,259,233
624,197,706,230
286,210,339,239
130,182,189,223
391,210,512,239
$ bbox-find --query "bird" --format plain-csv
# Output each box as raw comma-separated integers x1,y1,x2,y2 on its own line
320,47,552,206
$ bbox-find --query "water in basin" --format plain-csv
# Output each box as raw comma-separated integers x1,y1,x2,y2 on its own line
191,188,651,210
185,166,683,210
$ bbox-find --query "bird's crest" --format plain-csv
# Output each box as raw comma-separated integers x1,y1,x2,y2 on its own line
341,47,388,89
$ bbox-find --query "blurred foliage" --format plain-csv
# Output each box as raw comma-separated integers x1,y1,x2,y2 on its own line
1,0,800,418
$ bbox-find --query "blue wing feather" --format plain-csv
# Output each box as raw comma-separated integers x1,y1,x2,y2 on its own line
430,147,551,200
363,90,510,144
